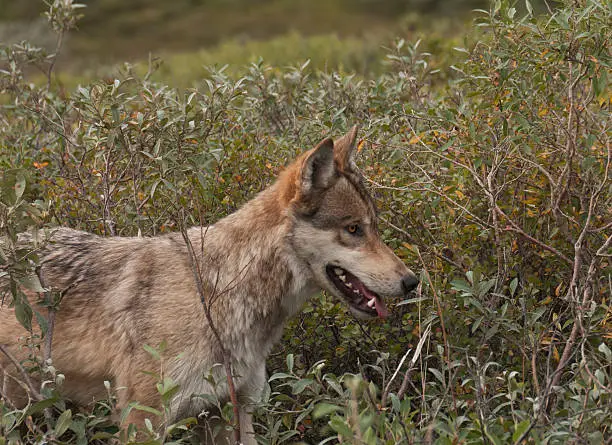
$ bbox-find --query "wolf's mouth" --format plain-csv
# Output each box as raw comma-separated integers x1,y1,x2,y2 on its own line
325,265,388,318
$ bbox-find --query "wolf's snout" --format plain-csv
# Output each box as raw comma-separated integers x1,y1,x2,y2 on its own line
401,274,419,294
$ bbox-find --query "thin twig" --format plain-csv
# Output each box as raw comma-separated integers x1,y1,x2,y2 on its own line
396,323,432,402
179,227,241,444
501,218,573,265
0,344,42,402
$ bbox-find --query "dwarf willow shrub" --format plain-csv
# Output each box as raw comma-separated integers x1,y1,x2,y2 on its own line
1,0,610,443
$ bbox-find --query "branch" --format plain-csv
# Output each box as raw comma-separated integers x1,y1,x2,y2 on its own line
502,223,573,265
414,247,456,411
395,323,432,402
0,344,42,402
179,227,241,444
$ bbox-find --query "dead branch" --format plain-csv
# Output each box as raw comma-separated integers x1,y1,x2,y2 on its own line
179,226,241,445
395,323,432,403
501,223,573,265
415,247,456,411
0,344,42,402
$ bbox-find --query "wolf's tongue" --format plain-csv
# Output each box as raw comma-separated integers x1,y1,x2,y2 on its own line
354,279,388,319
374,297,388,318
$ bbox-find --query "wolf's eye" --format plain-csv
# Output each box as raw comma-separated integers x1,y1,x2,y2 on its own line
345,224,363,236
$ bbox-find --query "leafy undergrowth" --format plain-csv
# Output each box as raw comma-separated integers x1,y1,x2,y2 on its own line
1,0,610,444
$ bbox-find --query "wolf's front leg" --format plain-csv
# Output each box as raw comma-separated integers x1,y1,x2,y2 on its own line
238,406,257,445
196,363,265,444
204,407,255,445
113,359,163,440
236,363,266,444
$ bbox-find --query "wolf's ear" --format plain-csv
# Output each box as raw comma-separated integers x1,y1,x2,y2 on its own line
301,138,336,194
333,125,359,172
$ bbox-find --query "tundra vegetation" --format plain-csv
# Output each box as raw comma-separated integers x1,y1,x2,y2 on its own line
0,0,610,443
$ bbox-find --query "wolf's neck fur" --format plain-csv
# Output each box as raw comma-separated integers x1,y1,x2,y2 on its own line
189,168,316,347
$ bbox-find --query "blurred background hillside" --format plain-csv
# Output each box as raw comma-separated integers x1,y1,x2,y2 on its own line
0,0,552,86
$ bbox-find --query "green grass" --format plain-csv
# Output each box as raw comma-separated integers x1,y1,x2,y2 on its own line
47,12,467,90
59,32,385,89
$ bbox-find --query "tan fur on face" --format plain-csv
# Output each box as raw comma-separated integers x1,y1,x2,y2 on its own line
0,127,417,443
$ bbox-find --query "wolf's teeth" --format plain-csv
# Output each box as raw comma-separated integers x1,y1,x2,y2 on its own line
334,268,343,275
367,298,376,308
339,274,346,282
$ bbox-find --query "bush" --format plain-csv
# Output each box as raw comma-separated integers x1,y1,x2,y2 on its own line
1,0,609,443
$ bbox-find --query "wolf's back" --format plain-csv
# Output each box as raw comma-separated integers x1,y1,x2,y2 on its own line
37,227,116,292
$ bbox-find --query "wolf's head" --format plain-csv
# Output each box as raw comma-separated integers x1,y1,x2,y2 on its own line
285,126,418,319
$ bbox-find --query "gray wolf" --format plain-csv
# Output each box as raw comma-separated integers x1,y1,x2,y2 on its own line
0,126,418,443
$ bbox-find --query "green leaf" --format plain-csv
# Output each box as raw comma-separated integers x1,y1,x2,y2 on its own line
15,300,33,331
429,367,445,384
157,377,180,403
312,403,343,419
54,409,72,437
120,402,162,424
90,432,116,440
19,274,46,293
397,296,428,306
166,419,197,436
14,173,25,202
329,416,352,437
77,86,90,99
286,353,294,373
142,344,160,360
391,393,401,413
35,310,49,338
268,372,295,381
593,67,607,98
278,430,299,442
290,378,314,394
27,397,57,415
472,316,484,333
512,419,531,442
324,375,344,396
598,342,612,361
450,279,472,295
510,278,518,296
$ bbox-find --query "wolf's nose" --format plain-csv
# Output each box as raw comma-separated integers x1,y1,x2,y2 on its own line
401,274,419,294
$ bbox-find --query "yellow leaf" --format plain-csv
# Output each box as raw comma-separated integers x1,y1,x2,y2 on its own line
523,197,539,205
402,243,417,252
456,190,465,199
409,135,421,144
